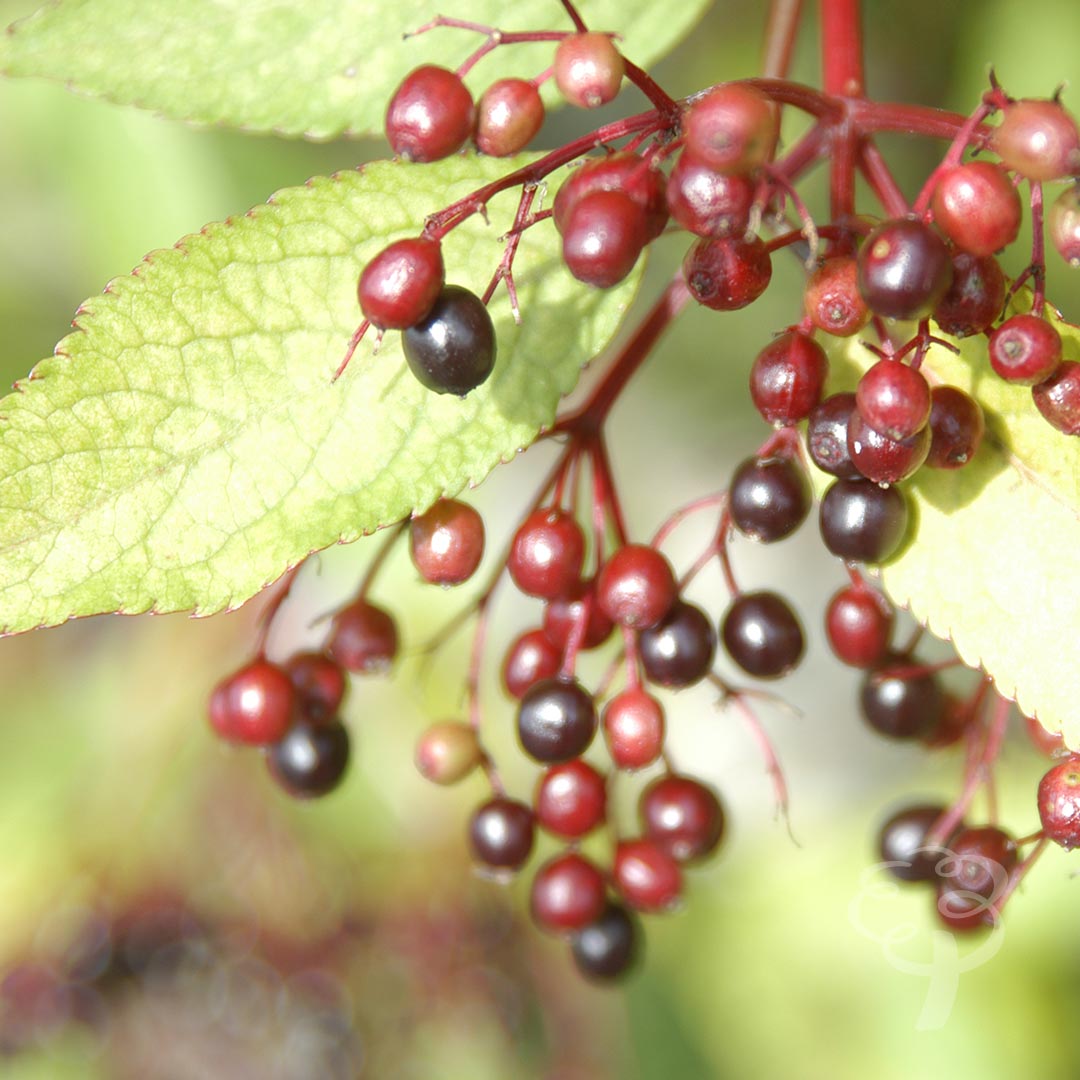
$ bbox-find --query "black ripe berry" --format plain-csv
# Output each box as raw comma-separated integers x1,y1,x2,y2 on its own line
877,804,952,883
469,797,535,871
819,478,910,564
859,656,945,740
638,599,717,688
721,591,805,679
857,218,952,320
806,393,861,479
267,719,350,798
570,903,639,981
402,285,496,397
385,65,475,163
517,677,597,763
729,455,811,542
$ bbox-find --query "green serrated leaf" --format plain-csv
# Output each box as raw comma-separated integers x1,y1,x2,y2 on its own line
817,310,1080,745
0,0,711,139
0,153,641,633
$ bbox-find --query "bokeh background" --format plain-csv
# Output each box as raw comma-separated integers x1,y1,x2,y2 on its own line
1,1,1080,1076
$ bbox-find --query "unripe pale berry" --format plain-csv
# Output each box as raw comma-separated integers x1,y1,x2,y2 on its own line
553,32,624,109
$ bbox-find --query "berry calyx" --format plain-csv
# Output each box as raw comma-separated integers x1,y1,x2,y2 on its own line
385,65,475,163
208,659,296,746
819,478,910,564
595,544,678,629
681,83,778,174
855,359,931,442
1032,360,1080,435
415,721,483,785
402,285,496,396
570,903,639,981
535,759,607,839
358,238,445,331
553,32,624,109
602,688,666,771
729,455,812,543
409,498,485,586
721,590,805,679
327,599,398,675
267,719,350,798
988,313,1062,385
613,839,683,913
926,385,985,469
517,677,598,763
469,797,535,871
857,218,952,320
804,257,870,337
930,162,1022,256
992,97,1080,181
1037,755,1080,849
502,629,562,700
530,851,608,932
684,234,772,310
640,775,725,863
750,332,830,427
508,507,586,600
562,189,648,288
638,600,717,688
474,78,545,157
825,584,893,668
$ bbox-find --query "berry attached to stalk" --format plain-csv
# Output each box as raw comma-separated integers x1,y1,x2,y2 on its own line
402,285,496,396
1038,755,1080,849
681,83,778,174
553,32,625,109
684,234,772,311
358,238,444,331
267,719,350,798
209,659,296,746
385,65,475,163
721,591,805,679
857,219,952,320
410,498,485,586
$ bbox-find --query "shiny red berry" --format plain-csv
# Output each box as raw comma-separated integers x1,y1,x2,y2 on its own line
410,498,485,586
209,659,296,746
385,65,475,162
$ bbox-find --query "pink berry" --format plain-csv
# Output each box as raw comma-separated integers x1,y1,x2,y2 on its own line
553,32,624,109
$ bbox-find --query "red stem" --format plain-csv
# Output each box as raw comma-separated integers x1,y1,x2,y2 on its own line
819,0,864,97
762,0,805,80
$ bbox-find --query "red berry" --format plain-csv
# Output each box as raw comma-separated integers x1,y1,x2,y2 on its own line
553,32,624,109
327,599,398,675
993,97,1080,181
681,83,778,174
602,688,666,770
508,508,586,600
665,151,754,237
1049,184,1080,265
357,238,444,331
1033,360,1080,434
858,219,953,321
937,826,1016,901
535,760,607,839
926,386,985,469
410,498,485,586
613,839,682,913
804,257,870,337
415,721,482,785
988,313,1062,385
283,651,347,722
847,408,931,485
502,628,562,700
825,584,893,668
530,851,608,932
932,251,1007,337
553,153,668,241
562,189,648,288
931,162,1022,256
474,78,544,157
683,233,772,310
595,544,678,629
855,359,931,441
749,331,829,425
542,580,615,652
1038,755,1080,848
208,659,296,746
640,775,725,863
385,65,475,163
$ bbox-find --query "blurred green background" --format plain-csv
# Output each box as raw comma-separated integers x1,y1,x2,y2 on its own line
2,1,1080,1076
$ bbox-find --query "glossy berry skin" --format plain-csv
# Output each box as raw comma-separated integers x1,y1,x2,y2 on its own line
410,498,484,586
878,804,951,883
640,775,725,863
1037,756,1080,849
542,580,615,652
846,409,931,485
988,314,1062,385
530,852,608,933
553,32,624,109
1049,185,1080,265
469,797,535,871
209,660,296,746
638,600,717,688
684,234,772,310
750,333,829,427
804,257,870,337
1032,361,1080,435
328,599,398,675
517,677,597,763
474,78,544,157
937,826,1016,900
402,285,496,397
857,219,952,320
993,98,1080,181
508,508,585,600
807,393,861,479
284,652,347,722
535,759,606,839
855,360,931,441
665,152,754,237
613,839,682,913
415,721,482,785
721,591,805,679
860,657,945,740
602,688,665,770
681,83,778,174
570,903,639,981
385,65,475,163
358,238,444,331
819,478,909,564
562,189,647,288
502,629,562,700
595,544,678,629
825,585,893,668
553,153,668,241
729,456,811,542
931,162,1022,256
932,251,1007,338
926,386,985,469
267,719,350,798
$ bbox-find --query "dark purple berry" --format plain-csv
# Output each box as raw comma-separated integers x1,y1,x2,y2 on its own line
1033,360,1080,435
932,251,1007,337
638,600,716,688
327,599,398,675
570,903,639,981
857,218,952,320
877,804,953,883
402,285,496,396
807,393,861,479
721,590,804,679
926,386,985,468
469,797,535,871
267,719,350,798
517,677,597,763
860,656,945,739
729,455,811,542
819,478,909,564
